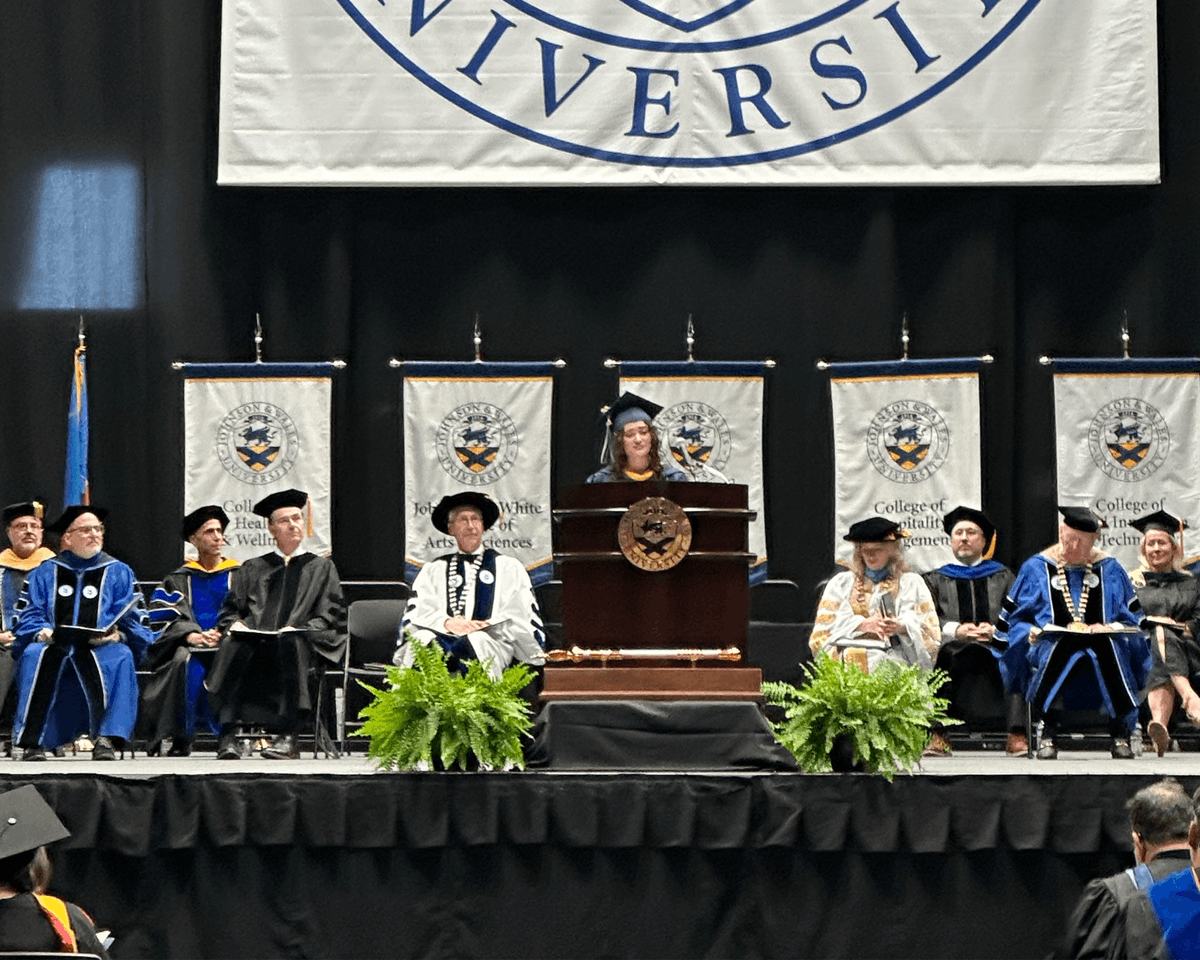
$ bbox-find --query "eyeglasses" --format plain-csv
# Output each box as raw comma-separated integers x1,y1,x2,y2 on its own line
66,524,105,535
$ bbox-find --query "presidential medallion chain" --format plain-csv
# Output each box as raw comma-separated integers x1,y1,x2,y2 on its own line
1055,559,1092,631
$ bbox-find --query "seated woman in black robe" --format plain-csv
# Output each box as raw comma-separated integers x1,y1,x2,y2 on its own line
1130,510,1200,756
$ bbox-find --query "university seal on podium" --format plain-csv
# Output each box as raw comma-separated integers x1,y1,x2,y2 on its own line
618,497,692,572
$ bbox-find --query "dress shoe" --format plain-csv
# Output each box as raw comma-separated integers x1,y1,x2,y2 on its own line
21,746,47,761
1005,732,1029,756
1036,738,1058,760
922,731,951,757
261,734,299,760
217,732,242,760
92,736,117,761
1111,737,1135,760
167,737,193,758
1147,721,1171,758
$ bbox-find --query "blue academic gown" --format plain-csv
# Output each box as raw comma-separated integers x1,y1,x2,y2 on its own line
586,463,690,483
1147,865,1200,959
11,550,153,749
997,550,1150,730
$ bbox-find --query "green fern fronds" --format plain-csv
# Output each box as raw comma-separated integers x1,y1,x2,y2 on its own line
762,656,958,781
357,634,535,771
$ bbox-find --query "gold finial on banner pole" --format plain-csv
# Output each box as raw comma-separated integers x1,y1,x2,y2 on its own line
686,314,695,362
900,312,910,361
254,313,264,363
473,314,483,362
1121,309,1131,359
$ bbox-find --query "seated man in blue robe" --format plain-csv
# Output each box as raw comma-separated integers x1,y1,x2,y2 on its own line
998,506,1150,760
10,505,153,761
0,500,55,730
141,505,239,756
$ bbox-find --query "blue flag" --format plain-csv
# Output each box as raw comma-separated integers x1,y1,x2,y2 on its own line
64,346,89,508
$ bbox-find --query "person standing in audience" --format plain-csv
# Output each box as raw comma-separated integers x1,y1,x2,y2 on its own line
141,505,239,757
397,491,545,679
10,505,152,761
997,506,1150,760
1127,510,1200,757
923,505,1024,754
207,489,345,760
586,392,690,483
0,785,111,957
0,500,54,731
809,517,940,672
1057,778,1193,959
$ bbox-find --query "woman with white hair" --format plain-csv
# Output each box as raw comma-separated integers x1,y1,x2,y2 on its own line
1129,510,1200,756
808,517,940,672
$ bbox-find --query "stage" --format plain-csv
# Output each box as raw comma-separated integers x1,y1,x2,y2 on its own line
2,746,1198,959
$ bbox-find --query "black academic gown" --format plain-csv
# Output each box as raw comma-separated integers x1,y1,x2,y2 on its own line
1057,848,1193,959
1134,570,1200,692
206,551,346,731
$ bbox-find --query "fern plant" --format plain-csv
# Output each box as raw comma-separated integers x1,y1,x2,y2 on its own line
357,635,535,771
762,656,957,781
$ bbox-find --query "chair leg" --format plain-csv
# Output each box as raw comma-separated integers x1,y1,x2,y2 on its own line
1025,702,1034,759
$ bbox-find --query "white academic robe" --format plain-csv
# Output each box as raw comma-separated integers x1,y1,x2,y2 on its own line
809,569,940,670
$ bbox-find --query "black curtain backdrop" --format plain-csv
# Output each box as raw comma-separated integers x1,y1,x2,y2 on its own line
0,2,1192,602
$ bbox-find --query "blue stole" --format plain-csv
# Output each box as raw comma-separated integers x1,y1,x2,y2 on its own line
1149,866,1200,958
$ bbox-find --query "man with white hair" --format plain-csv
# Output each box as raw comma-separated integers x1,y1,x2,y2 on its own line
997,506,1150,760
0,500,54,726
396,491,545,679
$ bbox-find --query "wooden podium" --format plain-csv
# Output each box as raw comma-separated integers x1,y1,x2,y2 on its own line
542,482,763,702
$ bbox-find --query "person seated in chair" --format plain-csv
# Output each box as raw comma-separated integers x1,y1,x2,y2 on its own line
998,506,1150,760
141,505,240,757
207,489,345,760
10,505,153,761
396,491,545,679
586,392,690,483
809,517,940,672
1127,510,1200,757
0,500,54,731
923,505,1025,755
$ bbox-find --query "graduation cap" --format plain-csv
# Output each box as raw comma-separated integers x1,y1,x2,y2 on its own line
0,785,70,863
843,517,909,543
1130,509,1187,536
252,489,309,519
3,499,46,527
181,505,230,541
1058,505,1108,533
943,505,997,554
431,492,500,534
46,505,109,535
603,392,663,433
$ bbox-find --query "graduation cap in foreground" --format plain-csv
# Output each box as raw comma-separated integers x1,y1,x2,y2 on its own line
1058,506,1108,533
0,785,70,863
1130,509,1188,536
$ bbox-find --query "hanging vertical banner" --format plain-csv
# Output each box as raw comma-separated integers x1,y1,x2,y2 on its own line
182,363,335,563
1052,358,1200,570
617,362,769,585
828,359,984,573
404,362,556,586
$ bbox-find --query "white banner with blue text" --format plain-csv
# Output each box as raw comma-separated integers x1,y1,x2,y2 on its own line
404,363,555,585
619,362,769,584
1053,359,1200,571
828,360,982,573
218,0,1158,186
183,366,334,563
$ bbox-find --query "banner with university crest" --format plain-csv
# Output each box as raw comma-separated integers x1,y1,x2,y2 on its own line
182,364,335,562
218,0,1158,187
828,359,983,573
403,363,555,585
1052,358,1200,570
617,362,769,584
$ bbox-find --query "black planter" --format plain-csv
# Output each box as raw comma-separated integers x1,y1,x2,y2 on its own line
829,732,865,773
